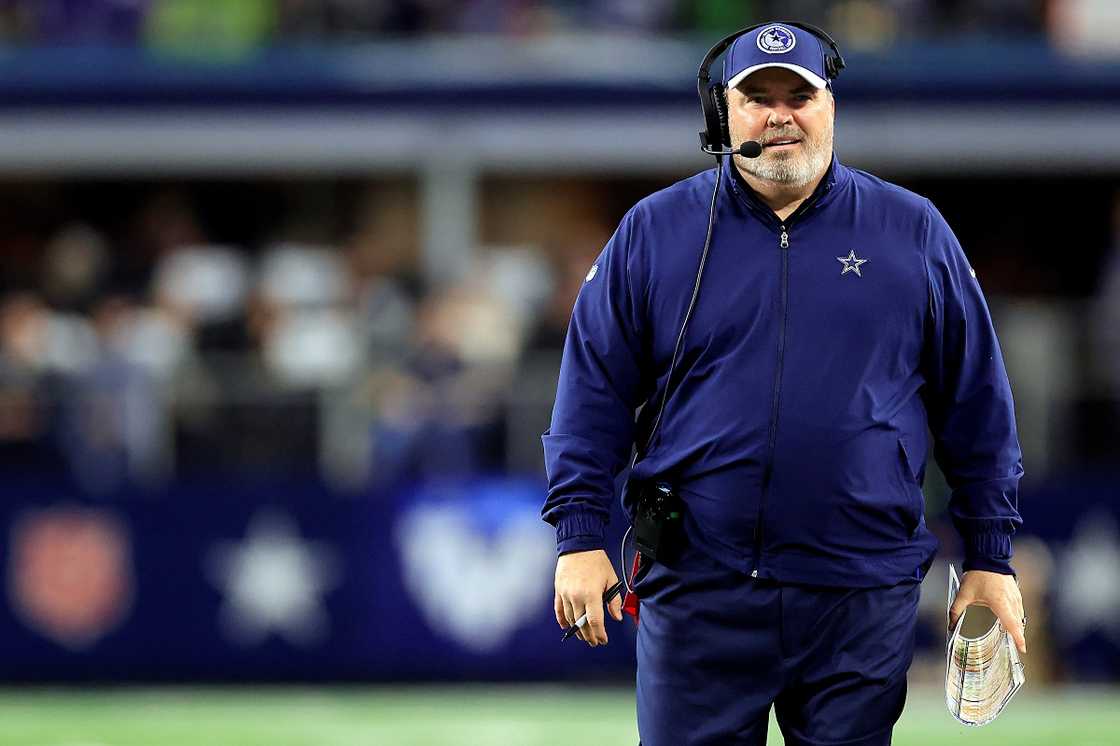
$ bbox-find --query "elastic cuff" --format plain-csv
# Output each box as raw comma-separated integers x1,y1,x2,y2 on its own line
558,536,607,556
554,511,606,555
963,532,1015,576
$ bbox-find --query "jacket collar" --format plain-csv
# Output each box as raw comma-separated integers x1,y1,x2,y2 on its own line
722,151,848,226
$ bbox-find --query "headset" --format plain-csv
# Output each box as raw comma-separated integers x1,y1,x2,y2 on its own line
698,21,845,155
620,21,845,591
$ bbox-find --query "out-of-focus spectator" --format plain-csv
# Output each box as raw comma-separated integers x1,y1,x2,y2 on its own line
524,234,604,354
153,245,250,327
254,244,356,387
360,274,519,488
121,190,207,298
826,0,898,51
0,295,60,473
58,296,172,493
503,231,605,475
41,223,110,313
1049,0,1120,57
0,292,98,376
258,244,347,309
264,307,359,387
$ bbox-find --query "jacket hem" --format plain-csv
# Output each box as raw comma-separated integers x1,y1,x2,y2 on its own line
756,548,936,588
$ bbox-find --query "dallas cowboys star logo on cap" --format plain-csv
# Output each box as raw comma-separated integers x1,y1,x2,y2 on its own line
837,250,868,277
757,25,796,54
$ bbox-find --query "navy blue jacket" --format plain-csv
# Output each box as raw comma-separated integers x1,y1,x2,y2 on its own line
541,155,1023,587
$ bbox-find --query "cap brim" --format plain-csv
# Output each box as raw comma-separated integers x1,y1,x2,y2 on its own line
726,63,828,91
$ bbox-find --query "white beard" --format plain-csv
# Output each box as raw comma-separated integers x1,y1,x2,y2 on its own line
735,126,833,188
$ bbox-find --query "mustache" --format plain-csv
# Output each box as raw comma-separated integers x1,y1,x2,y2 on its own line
761,130,806,144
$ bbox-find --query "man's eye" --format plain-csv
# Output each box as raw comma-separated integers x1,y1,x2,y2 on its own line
795,95,812,102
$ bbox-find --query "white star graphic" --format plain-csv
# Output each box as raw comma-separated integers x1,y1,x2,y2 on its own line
837,250,868,277
1056,511,1120,645
206,509,341,648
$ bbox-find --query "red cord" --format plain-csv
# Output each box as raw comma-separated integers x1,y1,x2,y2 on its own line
622,551,642,624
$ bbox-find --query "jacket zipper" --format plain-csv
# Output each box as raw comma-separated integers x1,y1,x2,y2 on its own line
750,190,828,578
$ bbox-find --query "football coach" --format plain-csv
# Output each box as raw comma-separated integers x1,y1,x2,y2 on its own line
541,20,1027,746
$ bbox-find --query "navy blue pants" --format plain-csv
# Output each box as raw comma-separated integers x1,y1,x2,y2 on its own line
633,539,919,746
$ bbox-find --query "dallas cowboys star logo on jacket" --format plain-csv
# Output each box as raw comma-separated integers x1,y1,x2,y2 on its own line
837,250,868,277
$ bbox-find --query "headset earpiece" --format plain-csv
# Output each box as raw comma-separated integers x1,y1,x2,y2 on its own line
823,47,846,80
711,85,730,147
699,81,726,151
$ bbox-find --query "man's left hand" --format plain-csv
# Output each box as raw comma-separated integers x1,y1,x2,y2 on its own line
948,569,1027,655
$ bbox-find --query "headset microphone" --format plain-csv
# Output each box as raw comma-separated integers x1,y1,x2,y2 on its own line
701,140,763,158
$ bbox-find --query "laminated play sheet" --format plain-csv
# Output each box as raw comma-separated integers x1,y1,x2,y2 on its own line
945,564,1025,726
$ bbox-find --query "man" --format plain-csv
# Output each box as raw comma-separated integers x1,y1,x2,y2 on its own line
542,22,1026,746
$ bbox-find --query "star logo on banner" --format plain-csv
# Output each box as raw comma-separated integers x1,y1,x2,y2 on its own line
1056,510,1120,645
206,510,341,648
837,250,869,277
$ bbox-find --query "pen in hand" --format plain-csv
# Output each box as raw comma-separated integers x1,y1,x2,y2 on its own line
562,580,625,642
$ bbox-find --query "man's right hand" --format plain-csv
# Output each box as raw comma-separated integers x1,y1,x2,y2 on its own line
554,549,623,646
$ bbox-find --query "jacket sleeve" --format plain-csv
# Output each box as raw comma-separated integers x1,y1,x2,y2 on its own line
921,199,1024,575
541,207,652,555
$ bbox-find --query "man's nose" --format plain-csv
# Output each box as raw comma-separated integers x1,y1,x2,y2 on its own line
767,106,795,126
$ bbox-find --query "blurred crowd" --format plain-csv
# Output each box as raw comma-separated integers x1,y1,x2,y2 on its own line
3,175,1119,497
1,0,1116,53
0,181,608,495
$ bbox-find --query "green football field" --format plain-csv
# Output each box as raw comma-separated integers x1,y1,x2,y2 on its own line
0,686,1114,745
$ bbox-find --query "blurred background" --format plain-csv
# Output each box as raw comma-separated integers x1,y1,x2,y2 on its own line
0,1,1118,744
